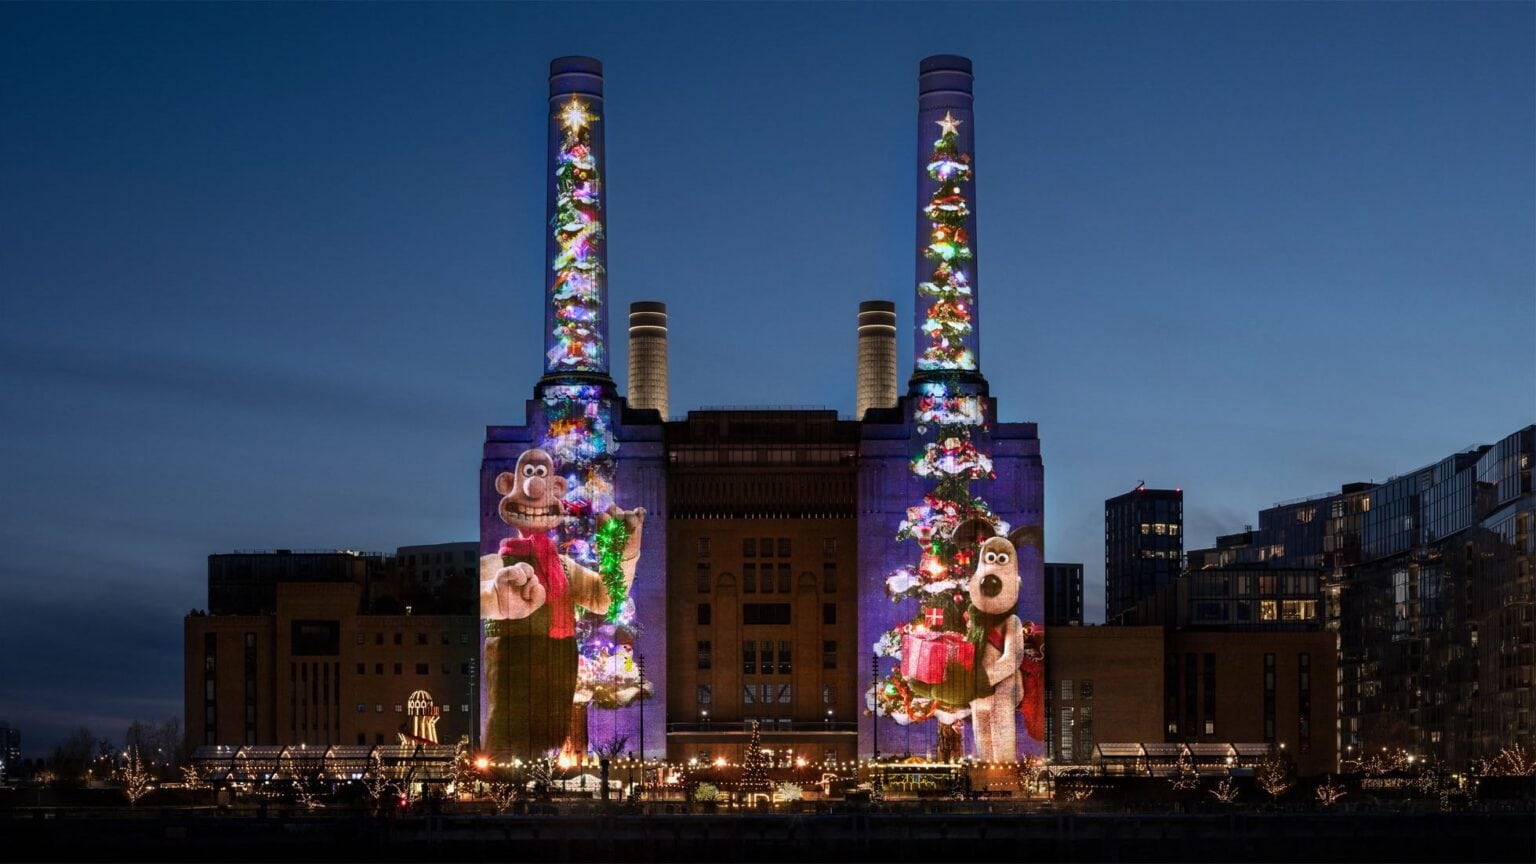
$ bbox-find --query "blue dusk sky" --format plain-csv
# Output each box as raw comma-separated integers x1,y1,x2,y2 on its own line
2,3,1532,755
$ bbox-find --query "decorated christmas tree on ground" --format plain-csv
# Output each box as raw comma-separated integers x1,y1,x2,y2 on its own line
737,720,773,798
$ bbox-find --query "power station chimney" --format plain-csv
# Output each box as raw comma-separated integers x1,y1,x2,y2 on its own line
540,56,614,394
627,301,669,417
856,300,897,419
910,54,987,396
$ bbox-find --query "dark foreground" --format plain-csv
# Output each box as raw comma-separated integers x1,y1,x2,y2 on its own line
6,809,1533,863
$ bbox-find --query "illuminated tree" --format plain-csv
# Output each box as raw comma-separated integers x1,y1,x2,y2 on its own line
1256,753,1292,803
119,747,151,806
1314,775,1346,808
1209,777,1240,804
739,721,772,798
363,750,395,815
1474,744,1536,777
1168,748,1200,792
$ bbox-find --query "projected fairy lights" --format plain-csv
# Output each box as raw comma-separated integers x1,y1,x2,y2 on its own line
917,111,977,373
547,97,606,373
869,382,1045,761
536,385,651,711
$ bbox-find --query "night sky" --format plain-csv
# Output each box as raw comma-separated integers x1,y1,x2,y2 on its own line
2,3,1531,756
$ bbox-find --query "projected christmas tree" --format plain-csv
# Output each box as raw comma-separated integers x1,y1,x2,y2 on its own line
916,111,976,373
868,380,997,729
547,97,606,373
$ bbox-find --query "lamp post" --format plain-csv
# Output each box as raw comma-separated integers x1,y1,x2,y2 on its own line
637,652,647,802
871,653,879,759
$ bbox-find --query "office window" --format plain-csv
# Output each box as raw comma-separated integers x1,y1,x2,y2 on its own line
698,640,712,670
777,563,791,593
1080,680,1093,700
393,663,402,675
697,684,712,705
356,663,365,675
394,704,403,713
415,663,428,675
355,633,365,645
743,603,790,626
823,640,837,669
823,683,834,705
697,537,711,557
760,538,773,557
374,663,384,675
761,684,775,704
697,563,711,593
1298,653,1312,754
823,563,837,593
356,703,365,713
823,603,836,626
416,633,428,645
743,538,756,558
823,538,837,557
742,641,755,675
461,704,469,714
778,641,791,675
1060,679,1074,701
375,633,383,646
393,633,402,645
376,704,384,713
760,641,774,675
760,562,772,594
1059,707,1075,762
776,684,792,704
743,564,756,594
460,632,470,644
777,539,791,558
697,603,711,626
742,685,756,705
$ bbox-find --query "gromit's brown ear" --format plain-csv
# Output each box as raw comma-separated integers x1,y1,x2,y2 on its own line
495,472,517,496
1008,524,1043,555
950,516,999,547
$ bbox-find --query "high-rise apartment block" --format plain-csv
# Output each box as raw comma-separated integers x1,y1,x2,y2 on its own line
1044,562,1084,627
1188,426,1534,767
1104,485,1183,622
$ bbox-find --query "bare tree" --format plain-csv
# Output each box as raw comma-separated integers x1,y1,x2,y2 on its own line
1168,749,1200,792
119,747,152,806
1256,754,1291,804
593,734,629,804
1209,776,1240,804
363,750,395,814
1314,775,1346,808
1474,744,1536,777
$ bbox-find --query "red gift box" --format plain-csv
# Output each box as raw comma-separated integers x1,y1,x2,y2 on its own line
901,630,975,685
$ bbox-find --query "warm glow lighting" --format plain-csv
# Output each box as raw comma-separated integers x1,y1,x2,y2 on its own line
560,98,595,132
474,756,489,771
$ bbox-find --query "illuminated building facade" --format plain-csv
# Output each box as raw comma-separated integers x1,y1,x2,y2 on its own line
1045,626,1338,777
475,54,1045,764
1191,425,1535,769
1104,485,1183,623
184,551,477,749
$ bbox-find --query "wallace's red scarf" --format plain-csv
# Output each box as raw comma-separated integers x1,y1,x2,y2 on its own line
499,533,574,638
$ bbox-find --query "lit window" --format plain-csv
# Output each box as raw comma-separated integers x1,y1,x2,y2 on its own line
1260,601,1278,621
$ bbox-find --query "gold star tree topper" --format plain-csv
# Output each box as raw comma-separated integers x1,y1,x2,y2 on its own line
936,111,963,136
560,98,596,133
